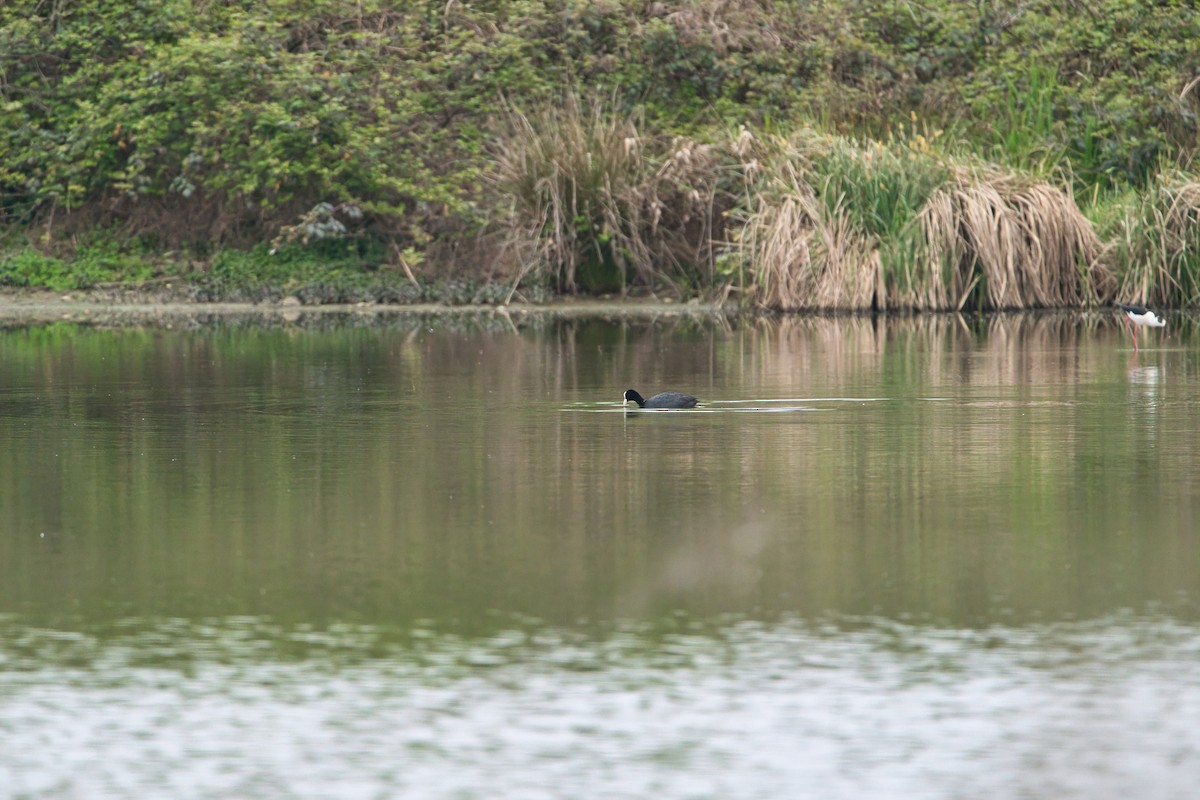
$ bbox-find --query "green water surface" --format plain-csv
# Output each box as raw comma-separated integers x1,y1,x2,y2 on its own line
1,310,1198,798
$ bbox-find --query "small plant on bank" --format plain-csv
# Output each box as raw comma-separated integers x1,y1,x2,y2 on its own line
0,236,163,291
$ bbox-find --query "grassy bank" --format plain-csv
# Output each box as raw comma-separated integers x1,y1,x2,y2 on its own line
3,1,1200,310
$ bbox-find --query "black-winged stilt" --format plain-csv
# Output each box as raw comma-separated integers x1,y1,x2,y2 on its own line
623,389,699,409
1116,302,1166,352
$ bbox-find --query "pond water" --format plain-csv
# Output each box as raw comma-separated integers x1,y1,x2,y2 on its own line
1,309,1198,798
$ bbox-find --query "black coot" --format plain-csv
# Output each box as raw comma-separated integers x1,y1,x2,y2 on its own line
623,389,699,409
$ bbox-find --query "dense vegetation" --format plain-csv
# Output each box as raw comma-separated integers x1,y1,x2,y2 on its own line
3,0,1200,309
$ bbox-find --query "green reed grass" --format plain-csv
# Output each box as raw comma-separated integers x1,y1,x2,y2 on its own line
803,137,948,242
1098,174,1200,306
790,134,951,309
990,59,1067,174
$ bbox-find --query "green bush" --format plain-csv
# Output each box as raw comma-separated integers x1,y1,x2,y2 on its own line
1,244,144,291
961,0,1200,187
0,0,522,246
0,250,74,291
3,0,1200,305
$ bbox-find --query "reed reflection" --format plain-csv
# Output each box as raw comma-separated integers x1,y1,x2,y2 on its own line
0,312,1195,634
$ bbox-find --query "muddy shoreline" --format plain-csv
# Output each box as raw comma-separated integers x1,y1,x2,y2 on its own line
0,290,732,325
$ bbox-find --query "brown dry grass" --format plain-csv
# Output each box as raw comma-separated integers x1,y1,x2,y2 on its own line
736,134,1110,312
736,166,876,311
496,113,1114,311
920,169,1110,310
491,93,722,295
660,0,785,56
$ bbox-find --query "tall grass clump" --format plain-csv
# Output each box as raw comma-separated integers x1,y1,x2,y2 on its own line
732,128,1111,311
735,131,951,310
491,94,722,295
733,162,877,311
921,169,1110,310
801,135,952,309
729,131,955,309
1100,175,1200,306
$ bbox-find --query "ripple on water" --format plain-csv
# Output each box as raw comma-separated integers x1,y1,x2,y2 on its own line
570,397,886,414
1,614,1199,799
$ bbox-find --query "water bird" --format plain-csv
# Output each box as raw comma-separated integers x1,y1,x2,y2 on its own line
623,389,699,409
1116,302,1166,352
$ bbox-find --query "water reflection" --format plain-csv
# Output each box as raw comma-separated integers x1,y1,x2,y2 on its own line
0,312,1197,631
2,309,1200,797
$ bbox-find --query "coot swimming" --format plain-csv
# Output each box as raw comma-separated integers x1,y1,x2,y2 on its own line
623,389,699,409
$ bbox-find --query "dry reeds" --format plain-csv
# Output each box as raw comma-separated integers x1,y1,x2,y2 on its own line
734,131,1111,311
495,112,1114,311
491,94,721,295
735,165,876,311
920,170,1110,310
